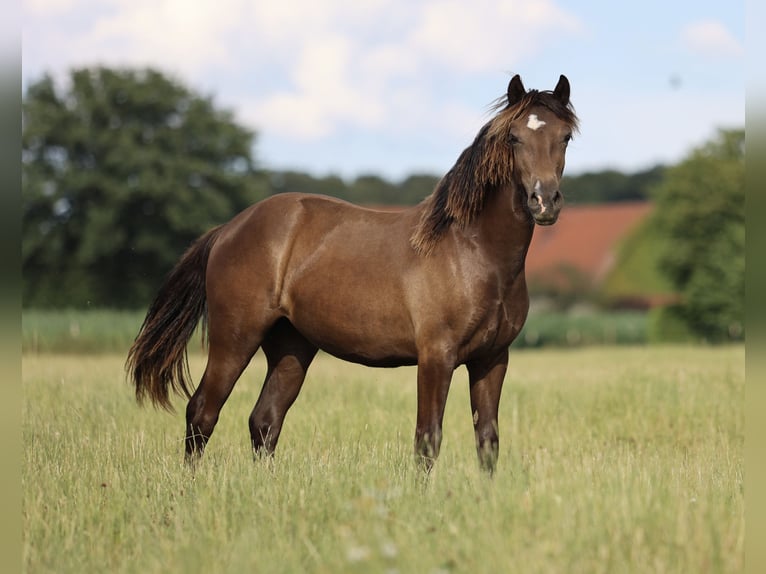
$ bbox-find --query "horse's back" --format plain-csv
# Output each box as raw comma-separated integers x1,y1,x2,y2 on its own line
205,193,422,364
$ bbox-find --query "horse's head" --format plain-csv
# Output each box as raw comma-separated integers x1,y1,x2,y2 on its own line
410,75,579,254
497,74,577,225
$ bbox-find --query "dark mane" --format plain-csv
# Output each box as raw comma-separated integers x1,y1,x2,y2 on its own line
410,89,579,254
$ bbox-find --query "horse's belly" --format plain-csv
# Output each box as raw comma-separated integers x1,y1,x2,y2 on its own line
285,290,418,367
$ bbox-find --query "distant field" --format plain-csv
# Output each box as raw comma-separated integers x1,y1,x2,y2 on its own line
22,346,743,573
21,308,649,354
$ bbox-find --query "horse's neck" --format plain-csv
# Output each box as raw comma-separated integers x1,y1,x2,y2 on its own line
471,182,535,274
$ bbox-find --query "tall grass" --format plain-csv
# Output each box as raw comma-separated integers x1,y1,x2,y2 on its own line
22,309,146,354
22,346,743,573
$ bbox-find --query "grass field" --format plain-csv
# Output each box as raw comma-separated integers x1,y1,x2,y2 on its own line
22,346,743,573
21,308,650,354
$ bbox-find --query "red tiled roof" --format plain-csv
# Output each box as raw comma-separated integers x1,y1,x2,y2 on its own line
526,201,653,285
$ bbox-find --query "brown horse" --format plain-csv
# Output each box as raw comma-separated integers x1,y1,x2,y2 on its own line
127,74,578,473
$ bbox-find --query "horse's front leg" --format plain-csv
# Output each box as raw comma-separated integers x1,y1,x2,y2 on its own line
466,349,509,474
414,350,455,472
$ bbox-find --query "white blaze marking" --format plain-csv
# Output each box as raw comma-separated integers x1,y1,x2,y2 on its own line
534,180,546,213
527,114,546,130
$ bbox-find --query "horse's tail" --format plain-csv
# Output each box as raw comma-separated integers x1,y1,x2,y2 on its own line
126,225,225,411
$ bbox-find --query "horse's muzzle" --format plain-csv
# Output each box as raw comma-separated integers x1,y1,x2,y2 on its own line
528,189,562,225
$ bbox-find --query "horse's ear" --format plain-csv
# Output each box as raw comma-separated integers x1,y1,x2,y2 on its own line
553,75,570,105
507,75,526,106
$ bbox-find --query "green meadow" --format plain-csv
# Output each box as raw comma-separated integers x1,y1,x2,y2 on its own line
22,345,743,573
21,308,649,354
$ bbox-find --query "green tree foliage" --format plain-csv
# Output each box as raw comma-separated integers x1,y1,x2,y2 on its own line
266,170,346,198
601,217,676,306
561,165,665,204
264,171,439,206
396,174,441,204
263,167,656,208
650,129,745,342
23,67,265,308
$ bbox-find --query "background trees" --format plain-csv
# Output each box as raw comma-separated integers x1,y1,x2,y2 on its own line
649,129,745,341
22,67,265,308
561,165,664,204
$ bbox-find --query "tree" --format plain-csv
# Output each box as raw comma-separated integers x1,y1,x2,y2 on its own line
561,165,665,204
265,170,347,199
649,129,744,342
397,174,440,205
347,174,398,204
23,67,266,308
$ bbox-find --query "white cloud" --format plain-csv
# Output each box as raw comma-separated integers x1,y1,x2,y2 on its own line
24,0,86,13
84,0,242,76
246,34,386,139
681,19,743,58
412,0,582,73
23,0,583,142
23,0,250,85
242,0,582,140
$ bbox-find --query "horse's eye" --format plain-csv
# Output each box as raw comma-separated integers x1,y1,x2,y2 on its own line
563,134,572,145
509,133,521,145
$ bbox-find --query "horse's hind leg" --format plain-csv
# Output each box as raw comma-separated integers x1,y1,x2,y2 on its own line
185,317,269,460
249,319,317,457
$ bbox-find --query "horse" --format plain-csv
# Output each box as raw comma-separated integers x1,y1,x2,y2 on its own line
126,74,579,473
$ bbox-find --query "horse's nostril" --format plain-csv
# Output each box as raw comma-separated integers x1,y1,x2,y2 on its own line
553,190,562,203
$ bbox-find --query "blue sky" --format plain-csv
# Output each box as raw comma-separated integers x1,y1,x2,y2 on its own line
22,1,744,180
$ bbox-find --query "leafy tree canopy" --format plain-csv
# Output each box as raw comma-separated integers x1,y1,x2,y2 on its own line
649,128,745,341
561,165,665,204
23,67,266,308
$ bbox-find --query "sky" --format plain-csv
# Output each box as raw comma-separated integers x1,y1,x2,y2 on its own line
21,1,745,181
